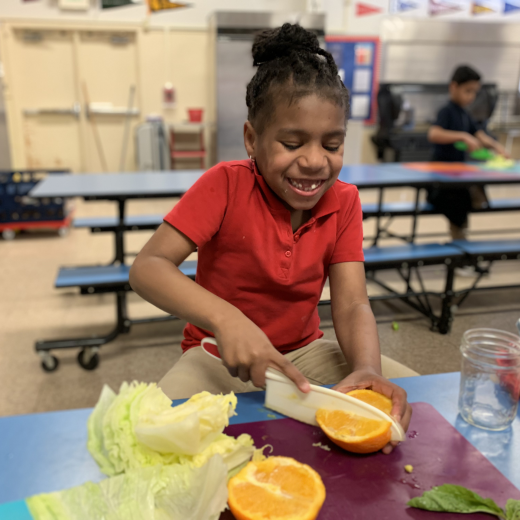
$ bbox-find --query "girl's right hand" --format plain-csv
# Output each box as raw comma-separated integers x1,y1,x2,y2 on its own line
213,313,310,393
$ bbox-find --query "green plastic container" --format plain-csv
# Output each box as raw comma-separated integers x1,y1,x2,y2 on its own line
454,141,495,161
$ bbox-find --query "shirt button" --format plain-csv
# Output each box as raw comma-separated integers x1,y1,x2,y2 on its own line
285,251,292,257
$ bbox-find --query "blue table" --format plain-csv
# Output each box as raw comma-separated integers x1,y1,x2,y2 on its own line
1,372,518,519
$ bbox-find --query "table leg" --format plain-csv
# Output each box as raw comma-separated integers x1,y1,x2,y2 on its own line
409,188,421,243
115,199,126,265
371,188,384,247
437,262,456,334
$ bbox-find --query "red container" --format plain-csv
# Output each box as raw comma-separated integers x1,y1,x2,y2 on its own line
188,108,203,122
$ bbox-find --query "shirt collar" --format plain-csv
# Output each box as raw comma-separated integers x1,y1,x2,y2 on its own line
251,160,340,219
449,100,463,111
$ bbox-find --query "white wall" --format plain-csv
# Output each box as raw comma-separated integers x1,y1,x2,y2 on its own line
380,18,520,90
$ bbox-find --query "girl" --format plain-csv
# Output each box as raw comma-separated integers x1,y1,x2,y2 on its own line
130,23,411,453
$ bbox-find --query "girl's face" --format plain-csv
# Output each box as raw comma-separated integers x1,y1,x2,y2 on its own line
244,93,346,212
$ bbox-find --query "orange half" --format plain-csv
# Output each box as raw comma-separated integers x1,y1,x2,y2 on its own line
347,389,393,415
227,456,326,520
316,409,392,454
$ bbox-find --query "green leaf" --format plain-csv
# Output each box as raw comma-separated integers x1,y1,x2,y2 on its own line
27,456,229,520
506,499,520,520
408,484,506,518
134,388,238,455
27,466,160,520
154,455,229,520
87,383,251,477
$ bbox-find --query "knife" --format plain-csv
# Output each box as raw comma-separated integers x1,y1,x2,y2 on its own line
201,337,405,443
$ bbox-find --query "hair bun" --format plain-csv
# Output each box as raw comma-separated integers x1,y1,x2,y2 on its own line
252,23,321,66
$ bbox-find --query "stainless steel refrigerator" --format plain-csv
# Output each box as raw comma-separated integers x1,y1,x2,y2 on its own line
211,12,325,163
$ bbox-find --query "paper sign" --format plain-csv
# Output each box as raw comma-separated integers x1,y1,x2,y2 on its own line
351,94,371,118
355,44,373,65
352,69,372,92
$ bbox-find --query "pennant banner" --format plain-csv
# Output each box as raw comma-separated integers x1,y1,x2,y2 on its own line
102,0,141,8
148,0,192,12
428,0,471,17
356,2,383,15
390,0,429,16
472,0,502,16
504,0,520,13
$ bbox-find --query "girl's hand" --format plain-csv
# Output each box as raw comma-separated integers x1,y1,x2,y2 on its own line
332,369,412,454
213,313,310,393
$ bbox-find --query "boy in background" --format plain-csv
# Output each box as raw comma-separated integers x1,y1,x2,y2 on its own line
428,65,508,240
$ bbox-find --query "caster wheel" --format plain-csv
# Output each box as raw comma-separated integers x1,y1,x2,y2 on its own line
58,226,69,237
2,229,16,240
41,354,59,372
78,348,99,370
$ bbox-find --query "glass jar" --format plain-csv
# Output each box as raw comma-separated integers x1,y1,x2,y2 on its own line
458,328,520,431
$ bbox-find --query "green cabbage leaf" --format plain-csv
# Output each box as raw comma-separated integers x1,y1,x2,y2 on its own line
27,455,228,520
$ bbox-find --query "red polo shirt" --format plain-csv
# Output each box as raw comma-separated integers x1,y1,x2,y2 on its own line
164,159,364,354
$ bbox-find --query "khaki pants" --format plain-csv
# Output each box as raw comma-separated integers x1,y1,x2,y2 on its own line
158,339,419,400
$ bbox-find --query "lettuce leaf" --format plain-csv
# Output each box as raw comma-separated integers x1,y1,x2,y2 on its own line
27,456,228,520
135,389,237,455
183,433,255,473
87,382,252,478
506,499,520,520
86,384,116,475
155,455,228,520
87,382,177,475
408,484,506,518
27,466,160,520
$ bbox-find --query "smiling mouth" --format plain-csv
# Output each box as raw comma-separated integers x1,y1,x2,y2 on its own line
287,178,326,192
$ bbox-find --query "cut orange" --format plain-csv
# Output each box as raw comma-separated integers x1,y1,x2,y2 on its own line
227,456,326,520
347,389,393,415
316,409,392,454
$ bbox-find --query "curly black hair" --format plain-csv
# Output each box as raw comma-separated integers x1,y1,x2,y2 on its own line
246,23,350,133
451,65,481,85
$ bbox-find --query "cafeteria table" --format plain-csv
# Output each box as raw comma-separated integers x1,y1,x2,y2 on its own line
26,164,520,368
30,170,204,265
29,163,520,258
0,372,518,518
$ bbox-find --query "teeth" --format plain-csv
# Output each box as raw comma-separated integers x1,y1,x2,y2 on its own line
288,179,322,192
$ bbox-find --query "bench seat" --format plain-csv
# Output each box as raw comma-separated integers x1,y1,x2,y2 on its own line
74,214,164,232
361,198,520,218
55,261,197,292
363,243,463,269
451,239,520,260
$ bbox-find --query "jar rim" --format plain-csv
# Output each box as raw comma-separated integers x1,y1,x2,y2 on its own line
463,328,520,344
461,328,520,364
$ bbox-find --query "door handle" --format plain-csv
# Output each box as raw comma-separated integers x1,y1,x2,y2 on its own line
23,103,81,118
86,103,139,117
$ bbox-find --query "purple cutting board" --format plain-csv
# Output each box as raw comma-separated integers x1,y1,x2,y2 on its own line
221,402,519,520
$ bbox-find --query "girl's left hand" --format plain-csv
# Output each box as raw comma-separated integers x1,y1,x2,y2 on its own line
332,369,412,454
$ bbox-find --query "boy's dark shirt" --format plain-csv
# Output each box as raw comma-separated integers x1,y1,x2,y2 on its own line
432,100,478,162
